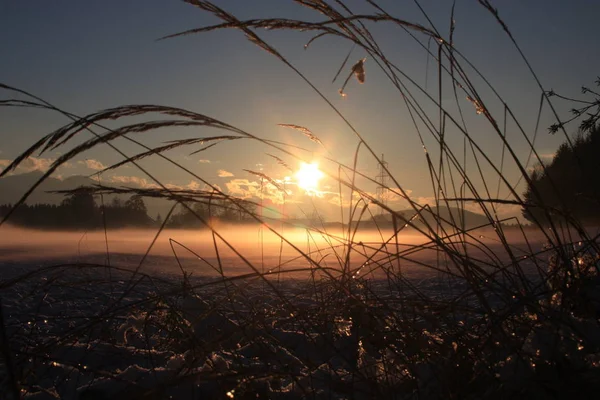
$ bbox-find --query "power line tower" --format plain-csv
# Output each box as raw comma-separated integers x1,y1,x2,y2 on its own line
375,153,389,216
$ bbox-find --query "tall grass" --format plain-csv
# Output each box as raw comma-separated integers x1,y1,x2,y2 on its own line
1,1,599,398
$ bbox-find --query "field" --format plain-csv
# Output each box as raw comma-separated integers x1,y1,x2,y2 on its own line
1,224,599,399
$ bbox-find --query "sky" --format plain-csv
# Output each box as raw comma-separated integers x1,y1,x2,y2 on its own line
1,0,599,222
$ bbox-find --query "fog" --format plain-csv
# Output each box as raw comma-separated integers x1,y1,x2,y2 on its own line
0,225,546,279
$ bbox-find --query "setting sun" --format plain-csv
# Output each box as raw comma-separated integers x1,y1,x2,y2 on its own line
295,162,324,193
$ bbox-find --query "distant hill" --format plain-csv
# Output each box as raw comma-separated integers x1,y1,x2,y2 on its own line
369,206,496,230
0,171,91,205
283,206,496,231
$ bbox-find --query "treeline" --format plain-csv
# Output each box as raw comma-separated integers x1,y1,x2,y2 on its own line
165,200,257,228
0,190,258,229
0,191,154,229
523,125,600,225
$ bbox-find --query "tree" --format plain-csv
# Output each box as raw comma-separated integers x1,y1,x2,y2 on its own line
547,77,600,135
123,195,151,226
62,190,96,211
110,197,123,208
125,195,147,215
61,189,98,227
522,125,600,224
165,202,205,228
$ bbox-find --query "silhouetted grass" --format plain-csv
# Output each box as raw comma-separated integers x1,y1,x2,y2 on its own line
1,1,599,399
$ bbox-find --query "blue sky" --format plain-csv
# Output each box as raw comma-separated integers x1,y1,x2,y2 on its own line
1,0,599,220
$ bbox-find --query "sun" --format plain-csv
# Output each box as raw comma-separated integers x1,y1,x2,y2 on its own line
295,162,324,193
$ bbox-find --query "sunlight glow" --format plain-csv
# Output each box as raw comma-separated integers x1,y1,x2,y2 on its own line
295,162,324,193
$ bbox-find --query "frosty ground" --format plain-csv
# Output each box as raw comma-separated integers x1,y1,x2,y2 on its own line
2,225,586,399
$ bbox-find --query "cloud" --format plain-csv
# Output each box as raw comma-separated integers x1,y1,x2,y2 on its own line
225,179,259,198
164,183,184,190
377,188,411,203
198,159,211,164
327,194,352,208
208,183,222,193
181,181,223,193
186,180,201,191
225,178,285,205
0,157,75,177
79,159,105,171
108,176,225,194
217,169,234,178
173,180,223,192
110,175,157,189
538,153,555,162
78,159,106,171
411,196,436,207
21,157,55,172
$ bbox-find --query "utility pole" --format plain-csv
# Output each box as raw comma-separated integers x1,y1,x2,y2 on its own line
375,153,389,216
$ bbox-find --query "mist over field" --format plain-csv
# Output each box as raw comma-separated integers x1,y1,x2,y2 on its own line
0,225,546,279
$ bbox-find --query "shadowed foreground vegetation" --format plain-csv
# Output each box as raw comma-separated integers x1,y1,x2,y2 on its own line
523,125,600,225
1,1,600,399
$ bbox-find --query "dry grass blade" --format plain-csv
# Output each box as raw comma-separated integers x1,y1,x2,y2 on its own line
97,135,246,175
243,169,286,192
296,0,441,37
51,185,234,207
98,140,203,173
98,135,242,173
0,99,52,110
165,0,284,60
160,18,344,42
278,123,323,145
160,12,436,43
41,104,240,154
266,153,293,171
304,31,330,49
332,44,356,83
466,95,484,115
162,0,442,64
188,135,243,155
477,0,510,36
